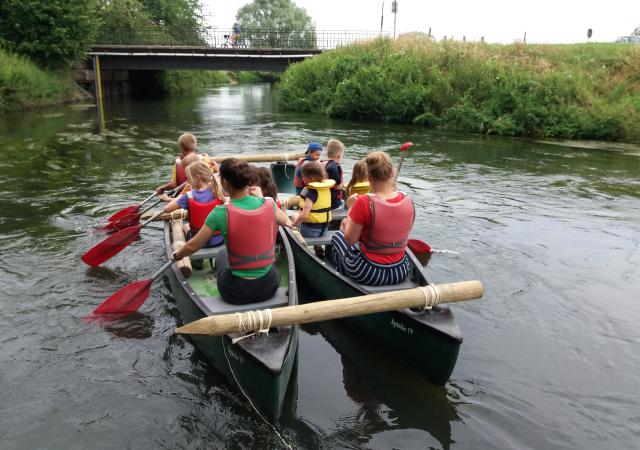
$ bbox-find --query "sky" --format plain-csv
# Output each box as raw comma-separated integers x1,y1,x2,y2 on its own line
201,0,640,44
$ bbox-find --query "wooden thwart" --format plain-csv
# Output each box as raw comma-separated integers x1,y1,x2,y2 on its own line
176,280,484,336
170,219,192,279
141,209,188,222
210,151,304,163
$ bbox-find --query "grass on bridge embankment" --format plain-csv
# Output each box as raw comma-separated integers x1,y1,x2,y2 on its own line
0,48,77,111
278,36,640,142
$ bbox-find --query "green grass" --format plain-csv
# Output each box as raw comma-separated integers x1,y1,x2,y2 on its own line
278,35,640,142
0,48,75,111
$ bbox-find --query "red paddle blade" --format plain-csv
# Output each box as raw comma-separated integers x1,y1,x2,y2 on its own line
94,279,152,314
400,142,414,152
408,239,432,254
81,226,141,267
99,213,141,232
108,205,140,222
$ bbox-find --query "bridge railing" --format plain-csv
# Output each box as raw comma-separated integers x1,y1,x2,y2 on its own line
94,28,390,50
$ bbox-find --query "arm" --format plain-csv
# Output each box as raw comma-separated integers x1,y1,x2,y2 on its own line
156,181,176,195
342,218,364,246
291,198,313,227
164,197,180,213
173,225,216,259
276,208,292,227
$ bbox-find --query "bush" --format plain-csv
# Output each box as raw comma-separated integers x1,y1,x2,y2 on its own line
277,37,640,142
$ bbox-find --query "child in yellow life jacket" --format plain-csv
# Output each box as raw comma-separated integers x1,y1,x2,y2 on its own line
164,160,225,248
291,162,335,238
345,159,371,208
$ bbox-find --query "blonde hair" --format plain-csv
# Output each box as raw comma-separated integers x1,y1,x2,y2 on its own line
365,151,393,182
346,160,368,196
181,152,200,169
178,133,197,153
327,139,344,158
186,161,224,200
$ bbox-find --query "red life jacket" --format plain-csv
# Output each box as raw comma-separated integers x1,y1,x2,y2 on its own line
324,160,344,200
187,191,223,234
362,193,415,255
293,156,314,189
226,198,277,271
175,155,187,186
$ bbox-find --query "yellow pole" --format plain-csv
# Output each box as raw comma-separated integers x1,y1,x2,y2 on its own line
93,55,105,131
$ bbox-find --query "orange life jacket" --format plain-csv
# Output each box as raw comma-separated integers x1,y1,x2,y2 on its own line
226,198,277,271
361,193,415,255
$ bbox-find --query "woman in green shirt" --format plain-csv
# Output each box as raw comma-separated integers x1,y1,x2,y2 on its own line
172,158,292,304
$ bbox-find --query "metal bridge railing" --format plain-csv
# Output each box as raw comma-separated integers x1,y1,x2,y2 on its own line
94,28,390,50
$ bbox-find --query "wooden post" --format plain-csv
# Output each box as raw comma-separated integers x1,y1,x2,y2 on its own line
92,55,105,132
210,151,304,163
177,280,484,336
170,220,192,278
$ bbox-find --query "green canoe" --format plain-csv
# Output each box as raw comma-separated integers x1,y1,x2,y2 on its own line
282,227,462,386
163,222,299,421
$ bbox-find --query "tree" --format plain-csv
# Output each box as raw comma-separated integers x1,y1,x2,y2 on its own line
0,0,97,68
236,0,316,48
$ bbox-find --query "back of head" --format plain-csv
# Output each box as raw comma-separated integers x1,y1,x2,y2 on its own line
327,139,345,158
185,160,212,187
352,160,368,182
365,151,393,182
301,161,327,182
256,166,278,198
220,158,254,191
181,152,200,169
178,133,197,153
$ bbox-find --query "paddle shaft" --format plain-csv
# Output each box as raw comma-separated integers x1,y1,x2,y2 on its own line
177,280,484,336
210,151,304,163
152,260,175,280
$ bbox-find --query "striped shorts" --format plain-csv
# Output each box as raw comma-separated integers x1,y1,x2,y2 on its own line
330,231,410,286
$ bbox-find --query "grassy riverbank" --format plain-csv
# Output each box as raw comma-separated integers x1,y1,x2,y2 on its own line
278,36,640,142
0,48,77,111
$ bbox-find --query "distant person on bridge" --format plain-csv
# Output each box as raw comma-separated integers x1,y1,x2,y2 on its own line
232,22,241,47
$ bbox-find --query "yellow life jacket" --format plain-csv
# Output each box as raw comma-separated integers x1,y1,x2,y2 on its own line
299,179,336,223
351,181,371,196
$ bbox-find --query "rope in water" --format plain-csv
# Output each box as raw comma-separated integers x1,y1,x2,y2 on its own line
419,284,441,310
222,342,292,449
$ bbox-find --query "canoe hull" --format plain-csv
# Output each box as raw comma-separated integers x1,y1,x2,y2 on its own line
286,229,462,386
164,223,298,421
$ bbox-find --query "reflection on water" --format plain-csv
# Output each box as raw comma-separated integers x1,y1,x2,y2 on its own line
0,85,638,449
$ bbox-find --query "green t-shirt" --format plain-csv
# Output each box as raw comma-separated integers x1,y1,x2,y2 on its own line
205,196,277,278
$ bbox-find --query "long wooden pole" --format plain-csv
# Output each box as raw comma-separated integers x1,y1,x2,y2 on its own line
176,280,483,336
92,55,105,132
210,151,304,163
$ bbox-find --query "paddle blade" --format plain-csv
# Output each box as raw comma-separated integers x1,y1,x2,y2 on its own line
108,205,140,222
408,239,432,266
94,279,152,314
81,226,141,267
99,213,141,232
400,142,414,152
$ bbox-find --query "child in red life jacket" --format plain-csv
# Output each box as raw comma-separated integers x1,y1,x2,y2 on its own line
324,139,345,210
164,160,224,248
156,133,198,196
291,162,335,238
293,142,322,194
331,151,415,286
171,158,292,304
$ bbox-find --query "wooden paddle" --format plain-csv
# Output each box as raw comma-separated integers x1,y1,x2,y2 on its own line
210,151,304,163
82,209,166,267
93,260,174,314
395,141,414,183
176,280,484,336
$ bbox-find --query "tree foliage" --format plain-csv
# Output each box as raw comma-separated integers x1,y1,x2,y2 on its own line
236,0,316,48
0,0,97,68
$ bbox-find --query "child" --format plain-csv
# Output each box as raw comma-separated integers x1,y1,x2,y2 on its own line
293,142,323,194
324,139,345,210
291,162,335,238
156,133,198,195
164,160,224,248
251,166,282,209
345,159,371,199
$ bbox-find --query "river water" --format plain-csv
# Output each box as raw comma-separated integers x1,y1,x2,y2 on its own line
0,84,638,449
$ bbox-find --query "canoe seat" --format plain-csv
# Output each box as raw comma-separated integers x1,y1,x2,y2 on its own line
200,287,289,316
300,230,339,246
191,245,225,261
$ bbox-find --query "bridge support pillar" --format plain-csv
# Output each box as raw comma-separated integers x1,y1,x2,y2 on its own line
92,56,106,131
